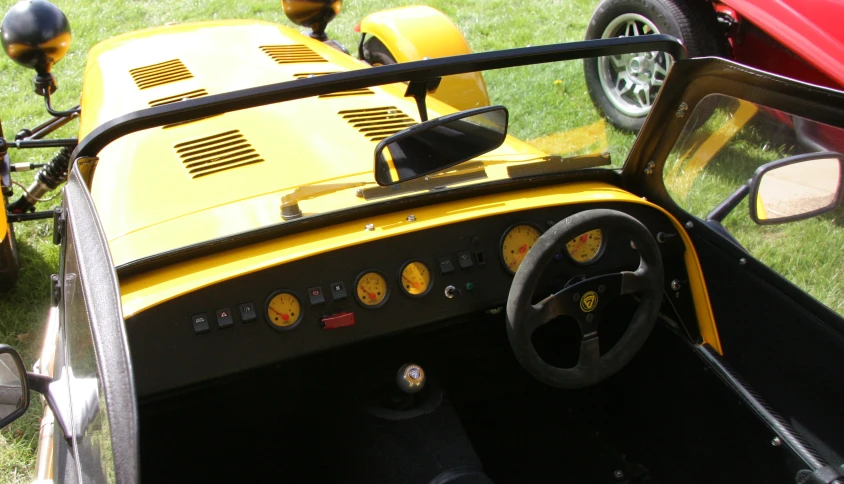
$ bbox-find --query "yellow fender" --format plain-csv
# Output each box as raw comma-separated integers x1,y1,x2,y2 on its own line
0,204,6,242
359,6,490,112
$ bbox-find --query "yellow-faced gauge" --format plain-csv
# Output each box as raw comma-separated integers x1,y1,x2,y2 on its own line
501,223,542,274
399,261,432,297
355,271,390,308
566,229,605,265
265,291,302,331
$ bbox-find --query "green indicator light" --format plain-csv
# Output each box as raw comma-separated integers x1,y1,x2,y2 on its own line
465,282,474,291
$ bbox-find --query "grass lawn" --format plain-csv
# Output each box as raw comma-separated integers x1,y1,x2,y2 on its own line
0,0,841,481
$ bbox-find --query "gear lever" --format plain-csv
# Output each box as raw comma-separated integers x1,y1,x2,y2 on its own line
396,363,426,394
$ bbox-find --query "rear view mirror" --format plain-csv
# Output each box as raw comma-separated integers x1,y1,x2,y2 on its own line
750,152,844,225
374,106,508,186
0,344,29,429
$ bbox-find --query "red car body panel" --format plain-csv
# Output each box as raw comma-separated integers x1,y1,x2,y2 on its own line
718,0,844,89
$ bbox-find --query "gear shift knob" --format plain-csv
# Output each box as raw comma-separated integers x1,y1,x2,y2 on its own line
396,363,426,394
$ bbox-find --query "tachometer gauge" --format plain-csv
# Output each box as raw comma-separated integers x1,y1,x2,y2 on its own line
356,271,390,308
566,229,605,265
400,261,432,297
501,223,542,274
265,291,303,330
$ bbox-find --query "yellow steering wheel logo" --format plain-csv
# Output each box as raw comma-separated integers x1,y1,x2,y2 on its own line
580,291,599,313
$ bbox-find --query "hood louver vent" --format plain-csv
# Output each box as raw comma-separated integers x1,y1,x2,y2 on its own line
174,130,263,179
129,59,193,90
339,106,417,141
293,72,375,98
149,89,208,107
261,45,326,64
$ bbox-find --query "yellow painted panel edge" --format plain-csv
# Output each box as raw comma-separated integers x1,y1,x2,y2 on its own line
120,181,721,353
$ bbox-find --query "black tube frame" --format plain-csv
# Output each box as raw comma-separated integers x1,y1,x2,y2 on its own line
73,35,685,160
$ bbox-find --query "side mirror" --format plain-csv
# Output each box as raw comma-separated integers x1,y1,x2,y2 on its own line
374,106,508,186
749,152,844,225
282,0,341,41
0,344,29,429
1,0,71,95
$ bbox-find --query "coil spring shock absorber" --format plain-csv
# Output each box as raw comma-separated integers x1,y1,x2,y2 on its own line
9,146,71,213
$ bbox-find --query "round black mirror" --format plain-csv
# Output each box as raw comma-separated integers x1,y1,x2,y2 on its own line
1,0,71,76
282,0,341,40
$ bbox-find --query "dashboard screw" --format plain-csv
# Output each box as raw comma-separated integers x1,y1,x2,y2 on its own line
572,293,581,302
739,258,747,265
365,223,375,231
598,285,605,293
586,314,594,322
685,221,694,229
679,102,688,111
406,214,416,222
670,279,682,291
614,470,624,479
771,437,782,447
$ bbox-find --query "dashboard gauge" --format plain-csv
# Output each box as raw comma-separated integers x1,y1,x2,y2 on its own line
501,223,542,274
566,229,605,265
265,291,302,330
356,271,390,308
399,261,433,297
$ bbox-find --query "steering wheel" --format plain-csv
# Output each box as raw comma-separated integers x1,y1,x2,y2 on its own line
506,209,664,389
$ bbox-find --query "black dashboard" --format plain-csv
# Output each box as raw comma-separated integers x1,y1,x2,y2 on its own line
126,201,687,397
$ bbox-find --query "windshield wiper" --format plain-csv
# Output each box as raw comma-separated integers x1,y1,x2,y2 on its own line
281,181,374,220
505,153,611,178
358,161,487,200
281,162,489,219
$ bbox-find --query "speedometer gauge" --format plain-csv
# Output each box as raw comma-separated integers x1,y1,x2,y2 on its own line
501,223,542,274
265,291,302,331
566,229,605,265
400,261,432,297
356,271,390,308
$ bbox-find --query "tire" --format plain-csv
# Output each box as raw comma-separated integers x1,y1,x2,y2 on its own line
361,36,397,67
0,220,20,292
584,0,727,131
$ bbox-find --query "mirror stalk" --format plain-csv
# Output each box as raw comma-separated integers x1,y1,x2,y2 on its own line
706,182,750,223
404,78,441,122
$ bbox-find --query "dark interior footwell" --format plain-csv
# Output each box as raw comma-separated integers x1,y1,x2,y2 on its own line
139,314,791,483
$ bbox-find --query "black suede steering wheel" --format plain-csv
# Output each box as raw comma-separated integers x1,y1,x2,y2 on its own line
506,209,664,389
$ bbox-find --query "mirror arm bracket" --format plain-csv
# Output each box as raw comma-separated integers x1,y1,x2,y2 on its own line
706,181,750,223
26,371,74,441
404,78,442,122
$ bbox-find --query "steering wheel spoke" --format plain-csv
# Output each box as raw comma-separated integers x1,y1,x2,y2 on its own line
577,334,601,368
620,268,651,295
527,294,563,333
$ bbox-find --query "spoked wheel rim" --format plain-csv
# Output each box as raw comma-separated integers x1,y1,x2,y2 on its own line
598,13,674,118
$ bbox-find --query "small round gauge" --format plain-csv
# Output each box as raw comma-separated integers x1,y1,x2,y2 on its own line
355,271,390,308
399,261,433,297
566,229,605,265
501,223,542,274
265,291,303,331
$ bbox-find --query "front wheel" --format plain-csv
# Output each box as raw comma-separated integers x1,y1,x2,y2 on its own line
584,0,727,131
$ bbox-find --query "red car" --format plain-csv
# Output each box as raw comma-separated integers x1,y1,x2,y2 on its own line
585,0,844,137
